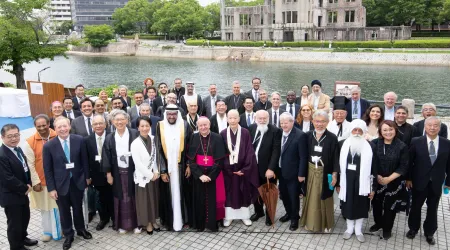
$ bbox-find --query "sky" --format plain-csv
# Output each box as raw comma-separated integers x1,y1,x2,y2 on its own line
198,0,219,6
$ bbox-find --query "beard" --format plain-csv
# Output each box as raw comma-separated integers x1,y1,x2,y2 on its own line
256,123,269,134
348,134,365,156
314,90,322,97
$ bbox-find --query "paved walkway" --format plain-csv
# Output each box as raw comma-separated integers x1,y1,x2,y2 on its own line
1,194,449,250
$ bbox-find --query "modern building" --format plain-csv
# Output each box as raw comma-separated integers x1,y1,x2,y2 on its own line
70,0,129,31
220,0,411,41
49,0,72,22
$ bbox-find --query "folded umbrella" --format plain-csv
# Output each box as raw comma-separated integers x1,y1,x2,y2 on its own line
257,177,278,228
83,188,89,229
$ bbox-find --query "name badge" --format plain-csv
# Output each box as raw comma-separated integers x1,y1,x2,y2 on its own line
352,113,358,119
66,163,75,169
314,146,323,152
95,155,101,162
348,164,356,171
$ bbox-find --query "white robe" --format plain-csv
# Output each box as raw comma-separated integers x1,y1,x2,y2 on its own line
327,119,351,142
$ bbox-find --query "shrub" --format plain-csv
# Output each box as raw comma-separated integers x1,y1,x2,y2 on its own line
411,31,450,37
162,45,175,50
85,84,139,98
122,34,165,40
84,25,115,47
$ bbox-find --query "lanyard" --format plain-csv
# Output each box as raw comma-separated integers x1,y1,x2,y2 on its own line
313,131,327,146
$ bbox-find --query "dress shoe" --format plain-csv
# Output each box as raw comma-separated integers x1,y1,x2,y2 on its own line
383,231,392,240
223,219,232,227
425,236,436,245
265,215,272,226
96,220,109,231
242,219,252,226
406,229,418,239
369,224,381,233
342,232,352,240
289,222,298,231
154,227,161,232
63,237,74,250
77,229,92,239
279,214,290,223
23,237,38,246
147,230,153,235
356,234,365,243
250,212,265,222
88,212,96,223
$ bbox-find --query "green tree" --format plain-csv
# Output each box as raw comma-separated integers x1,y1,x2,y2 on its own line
439,0,450,21
363,0,426,26
0,0,67,89
84,25,115,47
57,20,74,35
112,0,152,35
225,0,265,7
204,3,221,35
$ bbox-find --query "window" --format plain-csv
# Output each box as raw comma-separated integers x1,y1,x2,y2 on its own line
273,13,275,24
346,0,355,2
292,11,298,23
261,16,264,25
328,11,337,23
329,0,338,3
287,11,291,23
240,14,249,25
282,12,285,23
345,10,355,22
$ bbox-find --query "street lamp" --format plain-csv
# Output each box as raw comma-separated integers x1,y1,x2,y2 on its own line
390,18,394,48
38,67,50,82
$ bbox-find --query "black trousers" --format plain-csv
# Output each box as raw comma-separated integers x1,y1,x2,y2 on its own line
4,201,30,250
372,194,397,233
56,179,85,238
408,181,441,236
95,185,114,222
253,176,277,215
279,175,300,223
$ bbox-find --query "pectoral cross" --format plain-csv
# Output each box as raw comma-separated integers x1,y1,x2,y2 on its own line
203,156,209,164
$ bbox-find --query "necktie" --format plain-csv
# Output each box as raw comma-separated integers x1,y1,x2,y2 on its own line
67,110,72,119
97,136,103,156
212,97,216,115
64,140,70,162
274,111,278,127
252,131,260,149
87,117,92,135
163,97,166,106
290,104,293,116
353,101,358,115
282,135,288,151
247,114,251,126
429,141,437,165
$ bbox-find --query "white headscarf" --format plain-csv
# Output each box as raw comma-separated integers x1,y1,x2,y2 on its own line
163,104,183,174
339,119,373,202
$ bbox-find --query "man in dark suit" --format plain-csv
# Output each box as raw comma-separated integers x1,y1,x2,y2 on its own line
281,91,300,119
155,93,186,119
254,89,272,111
85,114,114,231
43,117,92,250
151,82,169,113
413,103,448,138
239,96,256,129
345,87,370,122
169,78,185,104
224,81,246,114
406,117,450,245
179,82,203,116
267,92,286,128
210,99,228,134
0,124,38,250
72,84,85,111
202,84,223,118
248,110,281,226
63,97,82,120
277,112,308,231
71,98,94,137
245,77,261,103
127,91,145,121
130,103,161,135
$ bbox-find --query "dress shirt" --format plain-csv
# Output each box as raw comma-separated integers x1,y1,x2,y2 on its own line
84,115,93,135
427,135,439,157
6,145,28,171
384,106,395,121
210,95,217,116
95,132,106,154
352,99,361,119
272,108,280,127
252,89,259,102
65,110,75,119
245,111,254,125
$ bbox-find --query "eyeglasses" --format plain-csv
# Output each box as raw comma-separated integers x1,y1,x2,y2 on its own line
92,123,105,126
423,108,435,112
5,133,20,139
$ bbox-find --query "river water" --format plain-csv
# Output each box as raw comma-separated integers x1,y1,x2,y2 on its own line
1,55,449,107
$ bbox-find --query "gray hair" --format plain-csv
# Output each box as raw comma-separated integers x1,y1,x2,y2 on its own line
140,102,151,110
384,91,398,100
34,114,50,125
92,114,106,124
54,116,71,127
351,86,361,93
271,91,281,98
111,109,129,121
118,85,128,91
232,80,240,85
312,110,329,122
280,112,294,122
422,103,436,112
425,116,441,126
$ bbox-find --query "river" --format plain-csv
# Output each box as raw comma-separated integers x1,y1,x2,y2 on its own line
1,55,449,107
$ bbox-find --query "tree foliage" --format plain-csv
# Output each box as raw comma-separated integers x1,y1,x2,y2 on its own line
204,3,221,34
112,0,153,35
84,25,115,47
0,0,67,89
56,20,74,35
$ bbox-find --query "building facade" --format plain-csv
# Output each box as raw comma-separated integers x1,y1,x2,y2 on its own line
70,0,129,31
50,0,72,22
221,0,411,41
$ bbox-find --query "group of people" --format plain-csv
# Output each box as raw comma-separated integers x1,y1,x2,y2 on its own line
0,77,449,250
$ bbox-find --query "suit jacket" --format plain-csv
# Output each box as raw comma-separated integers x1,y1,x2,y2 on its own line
151,96,166,115
279,128,308,180
85,132,109,186
308,93,330,112
131,115,161,136
127,105,140,121
255,100,272,111
72,96,82,111
202,95,223,118
408,136,450,193
412,120,448,139
249,124,282,178
180,94,203,116
62,109,82,119
224,93,246,114
345,98,370,121
0,145,31,207
239,112,255,129
245,89,259,102
281,103,300,118
43,134,89,196
120,96,132,108
169,87,185,104
210,114,228,134
71,115,92,137
268,108,286,128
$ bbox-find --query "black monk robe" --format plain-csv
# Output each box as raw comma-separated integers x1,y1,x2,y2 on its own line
186,132,226,232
